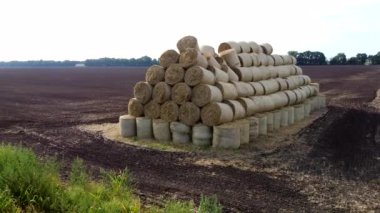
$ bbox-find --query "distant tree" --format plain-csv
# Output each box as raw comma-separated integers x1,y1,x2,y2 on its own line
356,53,367,65
287,51,298,58
370,52,380,65
330,53,347,65
347,57,358,65
296,51,327,65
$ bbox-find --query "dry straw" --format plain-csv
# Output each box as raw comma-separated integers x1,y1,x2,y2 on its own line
219,49,241,68
232,81,254,97
128,98,144,117
165,64,185,85
218,41,242,53
209,66,229,82
200,45,217,58
238,53,253,67
159,49,179,68
160,101,179,122
144,100,161,119
212,125,240,149
177,35,200,53
221,64,239,82
134,81,152,104
152,82,171,103
184,66,215,86
238,41,251,53
201,102,234,126
145,65,165,85
171,83,191,105
248,41,261,53
249,82,265,96
178,102,201,126
232,67,253,82
260,43,273,55
192,84,223,107
237,97,260,116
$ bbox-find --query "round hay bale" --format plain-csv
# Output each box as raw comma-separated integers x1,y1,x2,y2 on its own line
128,98,144,117
250,96,276,112
287,106,295,125
237,97,261,116
285,78,297,90
201,102,234,126
219,49,241,68
145,65,165,85
232,81,255,97
318,95,327,108
265,112,274,132
267,66,278,79
221,64,239,82
277,65,291,78
184,66,215,86
200,45,217,58
248,41,261,53
284,90,297,105
291,56,297,65
259,79,280,95
179,48,208,68
144,101,161,119
251,67,264,82
237,119,250,144
192,84,223,107
224,100,246,120
250,54,260,66
209,66,229,82
294,89,307,104
136,117,153,140
247,116,259,141
178,102,200,126
232,67,253,82
280,108,289,127
275,78,288,91
152,119,171,141
260,43,273,55
170,121,191,133
165,64,185,85
215,82,238,100
171,83,191,105
134,81,152,104
269,92,288,108
294,104,305,122
273,110,281,130
238,53,253,67
159,49,180,68
212,124,240,149
249,82,265,96
300,85,313,97
272,54,284,66
119,115,136,137
301,75,311,85
257,53,269,66
238,41,251,53
160,101,179,122
255,114,267,135
152,82,171,104
304,100,311,117
294,66,303,75
192,123,212,147
207,56,222,69
177,35,200,53
310,83,320,95
218,41,242,53
281,55,293,65
267,55,275,66
288,65,297,75
257,66,272,80
172,132,191,143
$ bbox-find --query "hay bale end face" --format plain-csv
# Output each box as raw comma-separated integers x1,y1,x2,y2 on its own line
159,49,180,68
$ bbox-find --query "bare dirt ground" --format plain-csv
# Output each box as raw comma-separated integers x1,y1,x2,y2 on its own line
0,66,379,212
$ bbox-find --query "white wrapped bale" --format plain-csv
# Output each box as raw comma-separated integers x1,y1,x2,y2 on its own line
152,119,171,142
294,104,305,122
280,108,289,127
247,116,259,141
273,110,282,130
265,112,274,132
256,114,267,136
212,124,240,149
172,132,191,143
304,100,311,117
136,117,153,140
238,119,250,144
192,124,212,147
287,106,295,125
119,115,136,137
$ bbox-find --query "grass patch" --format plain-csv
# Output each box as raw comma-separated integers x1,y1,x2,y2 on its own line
0,144,222,212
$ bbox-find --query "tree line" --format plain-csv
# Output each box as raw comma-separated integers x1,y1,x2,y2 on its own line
0,56,158,68
288,51,380,65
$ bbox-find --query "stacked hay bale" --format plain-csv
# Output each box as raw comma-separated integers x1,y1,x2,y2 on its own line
120,36,326,149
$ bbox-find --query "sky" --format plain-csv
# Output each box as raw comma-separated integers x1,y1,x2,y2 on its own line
0,0,379,61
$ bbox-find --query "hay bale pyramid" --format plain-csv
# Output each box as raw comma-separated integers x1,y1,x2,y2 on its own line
120,36,326,149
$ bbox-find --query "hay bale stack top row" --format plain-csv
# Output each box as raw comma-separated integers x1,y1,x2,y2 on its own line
128,35,319,127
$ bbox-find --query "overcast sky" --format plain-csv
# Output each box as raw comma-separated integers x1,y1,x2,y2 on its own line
0,0,379,61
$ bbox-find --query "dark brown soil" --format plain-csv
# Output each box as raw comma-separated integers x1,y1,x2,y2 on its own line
0,66,379,212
